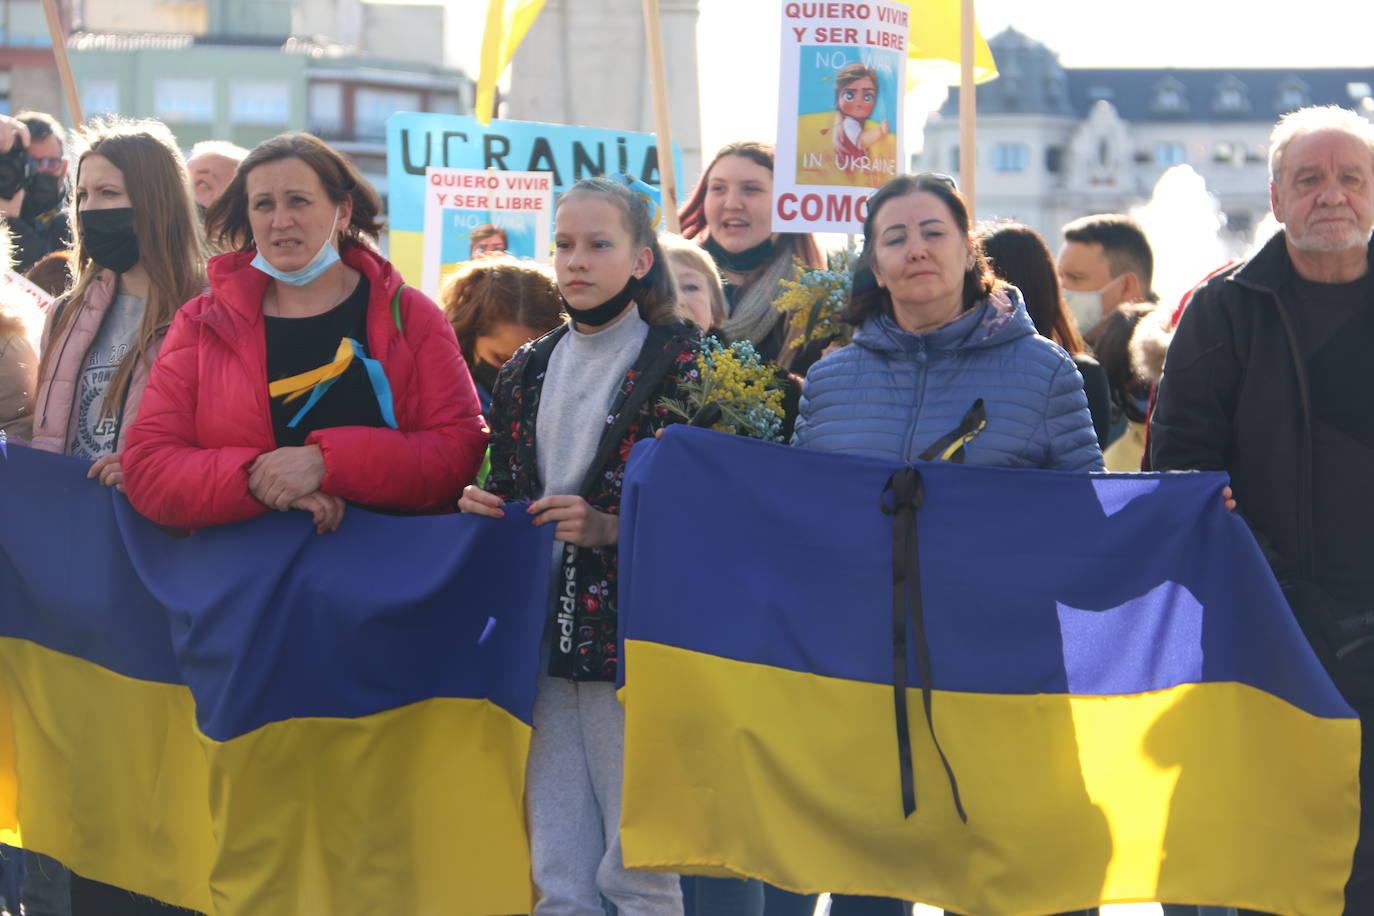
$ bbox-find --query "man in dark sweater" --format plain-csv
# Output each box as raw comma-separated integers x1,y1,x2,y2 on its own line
0,111,71,273
1151,104,1374,916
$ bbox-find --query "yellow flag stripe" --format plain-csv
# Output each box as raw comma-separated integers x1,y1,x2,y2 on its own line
620,639,1358,916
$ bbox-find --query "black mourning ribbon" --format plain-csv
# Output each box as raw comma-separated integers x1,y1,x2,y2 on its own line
881,467,967,822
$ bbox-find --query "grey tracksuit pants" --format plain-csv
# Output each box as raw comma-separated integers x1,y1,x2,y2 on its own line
527,677,682,916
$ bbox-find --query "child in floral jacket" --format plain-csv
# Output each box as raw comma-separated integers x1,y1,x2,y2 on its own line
458,177,699,916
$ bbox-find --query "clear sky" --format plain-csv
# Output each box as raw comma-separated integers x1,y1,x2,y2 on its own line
439,1,1371,179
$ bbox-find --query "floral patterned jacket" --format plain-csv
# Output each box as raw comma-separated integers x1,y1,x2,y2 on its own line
486,318,701,681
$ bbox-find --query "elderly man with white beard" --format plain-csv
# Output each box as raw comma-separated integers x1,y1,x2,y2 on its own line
1152,104,1374,916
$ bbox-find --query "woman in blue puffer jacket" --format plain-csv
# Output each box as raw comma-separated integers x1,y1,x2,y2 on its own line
794,172,1102,474
795,172,1102,916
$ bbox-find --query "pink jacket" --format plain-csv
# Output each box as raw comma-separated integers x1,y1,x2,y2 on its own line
30,270,161,455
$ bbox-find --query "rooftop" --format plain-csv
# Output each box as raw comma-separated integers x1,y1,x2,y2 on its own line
938,27,1374,121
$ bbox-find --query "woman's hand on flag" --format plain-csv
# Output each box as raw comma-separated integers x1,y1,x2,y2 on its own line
291,491,346,534
458,484,505,518
527,495,617,547
249,445,326,511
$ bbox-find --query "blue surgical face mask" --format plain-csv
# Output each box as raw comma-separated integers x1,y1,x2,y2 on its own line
251,206,342,286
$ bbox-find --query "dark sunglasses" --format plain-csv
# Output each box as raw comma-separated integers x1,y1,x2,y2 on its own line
28,156,63,171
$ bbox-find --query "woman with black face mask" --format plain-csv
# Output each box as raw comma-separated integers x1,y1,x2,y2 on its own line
25,119,206,915
30,117,204,491
440,255,566,416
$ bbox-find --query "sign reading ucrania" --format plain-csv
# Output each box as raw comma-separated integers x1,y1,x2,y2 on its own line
421,168,553,298
773,1,907,234
387,113,682,286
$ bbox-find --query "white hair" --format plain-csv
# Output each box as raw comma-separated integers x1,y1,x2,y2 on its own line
188,140,249,163
1269,105,1374,181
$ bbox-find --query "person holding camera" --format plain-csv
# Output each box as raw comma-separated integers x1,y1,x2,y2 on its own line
0,111,71,274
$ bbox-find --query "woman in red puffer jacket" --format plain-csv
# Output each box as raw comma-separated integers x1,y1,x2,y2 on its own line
123,133,488,532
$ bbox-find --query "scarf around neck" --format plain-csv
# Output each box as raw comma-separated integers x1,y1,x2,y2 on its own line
718,244,796,348
704,234,777,274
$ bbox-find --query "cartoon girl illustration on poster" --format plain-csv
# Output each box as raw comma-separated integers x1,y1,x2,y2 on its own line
796,60,899,188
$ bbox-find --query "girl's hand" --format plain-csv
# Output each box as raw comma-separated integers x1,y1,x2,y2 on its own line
88,453,124,491
292,491,346,534
527,495,618,548
1222,486,1237,512
458,484,505,518
248,445,326,511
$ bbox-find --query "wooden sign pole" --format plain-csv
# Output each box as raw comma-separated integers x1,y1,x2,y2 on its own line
41,0,84,127
642,0,680,232
958,0,976,215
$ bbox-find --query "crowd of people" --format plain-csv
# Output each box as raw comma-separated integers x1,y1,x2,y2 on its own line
0,98,1371,916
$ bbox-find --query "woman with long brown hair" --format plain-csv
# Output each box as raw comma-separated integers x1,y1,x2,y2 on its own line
679,141,827,374
26,117,206,915
977,220,1113,450
30,117,205,485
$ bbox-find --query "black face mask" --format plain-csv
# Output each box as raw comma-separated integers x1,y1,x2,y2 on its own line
562,277,639,328
703,234,776,273
471,357,501,393
79,207,140,274
24,172,64,214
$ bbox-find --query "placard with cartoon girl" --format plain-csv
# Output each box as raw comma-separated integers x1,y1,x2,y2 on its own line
795,51,900,189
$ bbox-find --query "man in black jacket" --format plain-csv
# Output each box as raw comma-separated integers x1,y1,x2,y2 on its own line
0,111,71,273
1151,104,1374,916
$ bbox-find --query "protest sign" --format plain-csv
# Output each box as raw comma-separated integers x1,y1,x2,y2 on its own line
773,1,908,233
387,113,682,286
1,269,53,314
421,167,553,297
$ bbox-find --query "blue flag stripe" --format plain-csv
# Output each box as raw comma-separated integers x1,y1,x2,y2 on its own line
0,444,552,742
619,428,1353,721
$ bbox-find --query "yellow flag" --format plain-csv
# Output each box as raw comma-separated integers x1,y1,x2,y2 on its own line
906,0,998,88
475,0,548,125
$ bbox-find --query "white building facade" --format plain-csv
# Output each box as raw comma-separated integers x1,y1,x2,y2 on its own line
916,28,1374,246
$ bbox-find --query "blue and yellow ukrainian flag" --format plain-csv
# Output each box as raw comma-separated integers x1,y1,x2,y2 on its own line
618,427,1360,916
0,444,551,915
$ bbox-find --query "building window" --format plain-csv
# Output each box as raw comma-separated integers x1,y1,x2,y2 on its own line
1276,80,1309,112
1348,82,1372,102
82,77,119,118
429,92,460,116
230,80,289,125
1213,141,1236,164
1044,73,1067,108
0,72,10,116
1153,86,1185,114
154,78,215,124
355,87,422,141
949,144,960,172
1156,142,1186,167
1044,145,1064,174
993,143,1028,172
1213,78,1250,115
308,83,343,137
4,0,50,46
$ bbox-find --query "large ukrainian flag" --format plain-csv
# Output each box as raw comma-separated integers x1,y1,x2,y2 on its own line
618,427,1360,916
0,444,550,916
